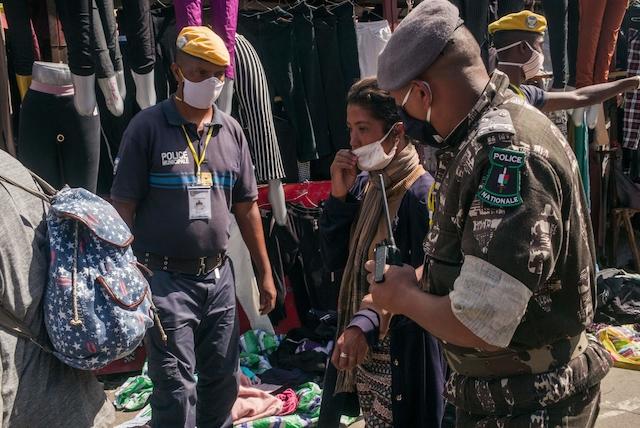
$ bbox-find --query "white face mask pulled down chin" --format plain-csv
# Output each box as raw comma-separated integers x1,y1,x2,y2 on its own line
496,41,544,81
179,70,225,109
351,123,400,171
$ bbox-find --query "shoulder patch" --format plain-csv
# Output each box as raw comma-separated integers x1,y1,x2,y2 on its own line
476,108,516,142
477,147,525,208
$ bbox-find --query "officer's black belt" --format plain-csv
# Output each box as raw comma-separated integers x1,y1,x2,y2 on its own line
136,252,226,276
443,331,589,378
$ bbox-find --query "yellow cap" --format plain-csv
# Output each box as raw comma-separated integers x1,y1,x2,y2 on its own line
176,26,230,67
488,10,547,35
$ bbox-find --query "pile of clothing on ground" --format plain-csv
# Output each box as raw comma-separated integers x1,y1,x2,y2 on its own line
113,328,355,427
589,269,640,371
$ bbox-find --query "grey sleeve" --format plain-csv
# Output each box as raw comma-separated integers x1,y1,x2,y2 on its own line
110,123,150,202
232,129,259,203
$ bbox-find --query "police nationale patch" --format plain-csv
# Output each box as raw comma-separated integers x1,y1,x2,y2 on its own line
477,147,525,207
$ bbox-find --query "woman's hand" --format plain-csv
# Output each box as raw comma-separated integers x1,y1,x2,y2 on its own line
331,326,369,371
330,149,358,200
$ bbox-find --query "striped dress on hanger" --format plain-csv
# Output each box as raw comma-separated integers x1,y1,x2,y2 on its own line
234,34,286,183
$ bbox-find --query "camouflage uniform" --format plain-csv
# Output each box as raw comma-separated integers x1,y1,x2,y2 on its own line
421,71,612,427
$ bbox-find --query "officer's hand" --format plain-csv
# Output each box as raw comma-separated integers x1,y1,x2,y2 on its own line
331,326,369,371
364,261,418,315
258,275,277,315
330,149,358,200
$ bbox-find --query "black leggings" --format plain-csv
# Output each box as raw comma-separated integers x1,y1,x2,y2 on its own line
541,0,580,89
118,0,155,74
18,89,101,192
3,0,34,76
55,0,122,77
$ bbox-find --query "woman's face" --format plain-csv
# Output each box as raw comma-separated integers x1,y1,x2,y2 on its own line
347,104,397,154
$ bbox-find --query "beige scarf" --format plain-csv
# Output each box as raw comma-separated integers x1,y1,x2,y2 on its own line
335,143,425,394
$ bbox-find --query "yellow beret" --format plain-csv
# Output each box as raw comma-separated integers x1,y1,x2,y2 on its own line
176,26,230,67
488,11,547,35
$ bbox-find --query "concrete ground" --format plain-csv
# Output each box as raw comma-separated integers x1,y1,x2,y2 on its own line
596,367,640,427
106,367,640,427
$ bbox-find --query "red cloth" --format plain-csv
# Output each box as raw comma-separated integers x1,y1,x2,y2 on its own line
276,388,299,416
257,181,332,209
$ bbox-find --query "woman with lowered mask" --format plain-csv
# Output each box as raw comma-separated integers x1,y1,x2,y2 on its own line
319,78,446,427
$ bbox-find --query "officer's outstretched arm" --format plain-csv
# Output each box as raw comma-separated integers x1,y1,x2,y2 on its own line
541,76,640,112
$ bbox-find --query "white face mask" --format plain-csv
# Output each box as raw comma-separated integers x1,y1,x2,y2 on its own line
496,41,544,81
180,72,225,109
351,123,399,171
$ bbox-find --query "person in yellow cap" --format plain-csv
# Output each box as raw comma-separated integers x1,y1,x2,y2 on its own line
490,10,640,117
110,26,277,428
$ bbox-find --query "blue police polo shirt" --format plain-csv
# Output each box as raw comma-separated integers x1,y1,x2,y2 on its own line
111,98,258,258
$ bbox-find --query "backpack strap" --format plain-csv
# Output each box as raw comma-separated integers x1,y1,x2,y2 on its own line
0,304,52,354
0,170,56,203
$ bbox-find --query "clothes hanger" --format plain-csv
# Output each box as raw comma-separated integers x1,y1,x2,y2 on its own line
287,181,320,208
359,6,385,22
241,0,273,12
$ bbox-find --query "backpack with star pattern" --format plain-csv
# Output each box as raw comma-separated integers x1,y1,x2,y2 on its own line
0,172,159,370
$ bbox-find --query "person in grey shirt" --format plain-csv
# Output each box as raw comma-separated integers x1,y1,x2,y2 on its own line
0,150,114,428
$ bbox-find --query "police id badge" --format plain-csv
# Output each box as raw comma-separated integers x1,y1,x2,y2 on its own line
188,185,212,220
477,147,525,208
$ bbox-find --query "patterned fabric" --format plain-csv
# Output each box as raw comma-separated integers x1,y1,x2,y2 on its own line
239,329,284,374
356,335,393,427
420,70,611,415
45,187,153,370
624,28,640,150
235,382,323,428
455,383,602,428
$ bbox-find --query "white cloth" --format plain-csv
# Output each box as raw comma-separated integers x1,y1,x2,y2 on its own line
228,216,274,333
450,255,533,348
356,21,392,78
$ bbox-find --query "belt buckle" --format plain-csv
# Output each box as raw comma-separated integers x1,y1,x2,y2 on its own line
197,256,207,276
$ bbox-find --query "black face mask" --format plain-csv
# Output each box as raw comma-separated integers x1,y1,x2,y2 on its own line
398,107,443,147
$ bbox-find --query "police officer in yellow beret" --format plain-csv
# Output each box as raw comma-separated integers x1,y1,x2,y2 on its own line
490,10,640,117
111,26,277,427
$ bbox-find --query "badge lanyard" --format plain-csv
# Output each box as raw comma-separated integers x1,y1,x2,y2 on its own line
181,125,213,185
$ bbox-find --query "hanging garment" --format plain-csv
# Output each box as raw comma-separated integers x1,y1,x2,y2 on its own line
238,8,318,162
150,5,178,102
288,1,332,157
173,0,239,79
118,0,155,75
536,0,579,89
451,0,490,65
216,77,234,114
313,6,349,152
356,20,391,78
328,1,360,94
576,0,628,87
228,216,275,334
3,0,36,75
234,34,286,182
18,62,100,192
625,28,640,150
55,0,123,79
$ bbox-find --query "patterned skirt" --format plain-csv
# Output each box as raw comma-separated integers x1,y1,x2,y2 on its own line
356,335,393,427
